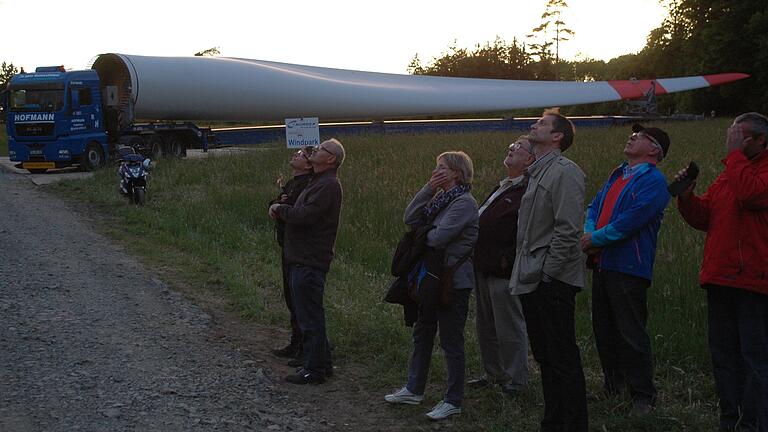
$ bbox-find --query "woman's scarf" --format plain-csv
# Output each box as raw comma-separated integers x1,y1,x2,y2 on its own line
421,183,472,225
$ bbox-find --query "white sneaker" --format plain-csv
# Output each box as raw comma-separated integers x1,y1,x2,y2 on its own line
426,401,461,420
384,386,424,405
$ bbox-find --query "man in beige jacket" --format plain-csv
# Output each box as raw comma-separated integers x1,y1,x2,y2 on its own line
509,109,587,432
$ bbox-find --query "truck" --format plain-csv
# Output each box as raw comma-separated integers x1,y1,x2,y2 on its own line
5,59,214,173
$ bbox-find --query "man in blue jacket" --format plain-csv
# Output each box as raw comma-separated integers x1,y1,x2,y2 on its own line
580,124,671,416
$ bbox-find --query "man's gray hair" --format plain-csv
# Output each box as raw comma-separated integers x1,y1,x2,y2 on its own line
437,151,474,185
322,138,346,167
735,112,768,144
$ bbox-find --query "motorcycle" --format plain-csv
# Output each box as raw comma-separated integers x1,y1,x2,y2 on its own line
117,146,152,206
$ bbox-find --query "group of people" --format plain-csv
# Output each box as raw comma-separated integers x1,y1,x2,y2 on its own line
267,110,768,431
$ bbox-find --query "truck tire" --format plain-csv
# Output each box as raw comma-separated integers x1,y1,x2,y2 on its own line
148,135,164,160
83,142,104,171
166,135,184,159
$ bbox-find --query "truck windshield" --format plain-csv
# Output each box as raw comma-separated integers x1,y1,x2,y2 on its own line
10,89,65,112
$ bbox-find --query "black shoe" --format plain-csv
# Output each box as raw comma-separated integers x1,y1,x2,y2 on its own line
295,366,333,378
272,343,300,358
285,370,325,385
287,357,304,367
467,377,491,388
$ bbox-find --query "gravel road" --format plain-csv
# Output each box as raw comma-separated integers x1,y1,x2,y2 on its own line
0,169,323,432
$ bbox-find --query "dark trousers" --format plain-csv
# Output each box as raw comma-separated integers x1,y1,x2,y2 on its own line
289,264,332,375
521,278,588,432
592,270,656,404
706,284,768,432
406,288,470,407
281,252,302,346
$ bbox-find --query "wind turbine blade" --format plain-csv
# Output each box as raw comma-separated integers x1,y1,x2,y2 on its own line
92,54,750,122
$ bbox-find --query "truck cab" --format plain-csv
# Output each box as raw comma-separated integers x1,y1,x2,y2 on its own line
6,66,108,173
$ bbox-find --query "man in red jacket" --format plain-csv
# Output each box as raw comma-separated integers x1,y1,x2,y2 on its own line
676,112,768,432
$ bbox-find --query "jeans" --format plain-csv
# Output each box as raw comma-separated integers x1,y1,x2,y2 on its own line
592,270,656,404
706,285,768,432
289,264,332,375
281,253,302,346
406,288,470,407
521,278,588,432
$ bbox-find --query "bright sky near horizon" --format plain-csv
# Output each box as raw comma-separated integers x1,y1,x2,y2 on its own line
0,0,667,75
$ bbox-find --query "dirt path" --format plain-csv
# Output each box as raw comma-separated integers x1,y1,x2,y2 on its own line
0,169,414,432
0,169,329,431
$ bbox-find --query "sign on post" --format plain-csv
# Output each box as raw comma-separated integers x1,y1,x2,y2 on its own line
285,117,320,149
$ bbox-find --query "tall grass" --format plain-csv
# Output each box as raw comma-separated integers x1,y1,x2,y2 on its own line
41,119,731,430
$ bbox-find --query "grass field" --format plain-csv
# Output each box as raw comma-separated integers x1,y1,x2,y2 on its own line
18,119,734,430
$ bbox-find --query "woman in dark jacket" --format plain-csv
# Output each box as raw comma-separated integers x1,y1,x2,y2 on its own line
384,151,479,420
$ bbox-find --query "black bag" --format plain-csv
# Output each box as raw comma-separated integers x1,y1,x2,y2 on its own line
420,248,472,309
390,225,432,277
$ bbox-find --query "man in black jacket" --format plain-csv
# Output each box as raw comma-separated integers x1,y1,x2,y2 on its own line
269,138,345,384
269,146,313,360
469,136,535,395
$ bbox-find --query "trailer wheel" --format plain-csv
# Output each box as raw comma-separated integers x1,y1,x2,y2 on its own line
83,142,104,171
149,135,164,160
166,136,184,159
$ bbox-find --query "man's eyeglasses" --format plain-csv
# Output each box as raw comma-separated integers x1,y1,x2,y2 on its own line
311,145,333,156
293,149,310,161
509,142,535,156
631,132,662,151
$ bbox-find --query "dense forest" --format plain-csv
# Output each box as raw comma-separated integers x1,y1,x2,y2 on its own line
409,0,768,116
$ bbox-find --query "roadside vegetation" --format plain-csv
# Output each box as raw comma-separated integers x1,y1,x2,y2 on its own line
39,119,729,431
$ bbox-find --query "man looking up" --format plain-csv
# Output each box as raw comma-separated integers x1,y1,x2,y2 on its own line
581,124,671,416
269,138,345,384
269,146,314,361
469,136,535,396
676,113,768,432
509,109,588,432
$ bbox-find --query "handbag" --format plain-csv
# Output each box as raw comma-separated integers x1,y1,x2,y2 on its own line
421,248,472,308
438,250,473,306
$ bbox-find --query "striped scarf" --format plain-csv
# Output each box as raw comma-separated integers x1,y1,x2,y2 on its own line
421,183,472,225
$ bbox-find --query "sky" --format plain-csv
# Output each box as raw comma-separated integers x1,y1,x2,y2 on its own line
0,0,668,75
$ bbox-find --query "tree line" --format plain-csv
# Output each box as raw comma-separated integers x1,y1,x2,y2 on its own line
409,0,768,116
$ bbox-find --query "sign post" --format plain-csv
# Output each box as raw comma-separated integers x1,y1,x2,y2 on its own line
285,117,320,149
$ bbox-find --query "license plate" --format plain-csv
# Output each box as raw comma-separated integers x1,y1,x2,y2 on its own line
22,162,56,169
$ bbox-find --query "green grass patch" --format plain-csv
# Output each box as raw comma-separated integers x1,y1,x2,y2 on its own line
39,120,730,431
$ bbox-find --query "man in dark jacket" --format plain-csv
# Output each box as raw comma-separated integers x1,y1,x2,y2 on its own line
676,113,768,432
269,138,345,384
269,146,313,360
469,136,535,395
581,124,671,416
